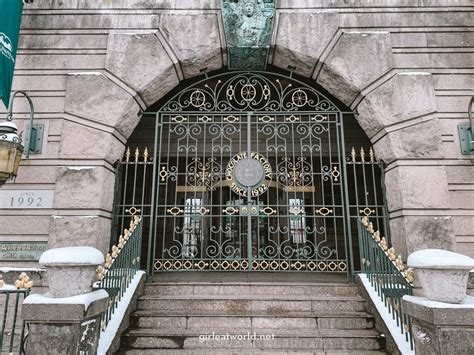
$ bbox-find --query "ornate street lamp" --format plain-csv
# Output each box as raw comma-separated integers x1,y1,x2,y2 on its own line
0,91,35,187
0,119,23,186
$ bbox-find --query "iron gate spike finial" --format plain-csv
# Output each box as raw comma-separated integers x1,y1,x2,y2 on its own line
144,147,149,161
351,147,356,162
125,147,130,162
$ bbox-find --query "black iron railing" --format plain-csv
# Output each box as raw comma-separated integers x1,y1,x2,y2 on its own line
0,285,30,354
357,216,414,350
95,215,143,330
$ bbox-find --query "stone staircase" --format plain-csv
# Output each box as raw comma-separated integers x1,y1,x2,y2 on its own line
117,274,387,354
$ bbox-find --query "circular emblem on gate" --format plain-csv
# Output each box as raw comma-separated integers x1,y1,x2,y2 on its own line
226,152,272,197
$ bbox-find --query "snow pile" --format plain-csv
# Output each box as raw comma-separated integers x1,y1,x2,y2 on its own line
0,283,18,291
39,246,104,265
0,267,44,273
403,295,474,309
407,249,474,269
24,289,108,311
360,275,414,355
97,271,145,355
67,166,94,171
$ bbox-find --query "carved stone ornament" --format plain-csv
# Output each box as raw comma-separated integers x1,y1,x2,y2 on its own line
221,0,275,69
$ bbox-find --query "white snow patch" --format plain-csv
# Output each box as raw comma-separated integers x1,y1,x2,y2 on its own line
345,30,390,34
67,166,95,171
81,319,97,342
0,284,18,291
398,72,431,76
24,289,108,311
0,267,44,273
407,249,474,269
360,274,414,355
79,216,99,219
403,295,474,309
52,215,64,219
69,72,103,76
97,271,145,355
40,246,104,265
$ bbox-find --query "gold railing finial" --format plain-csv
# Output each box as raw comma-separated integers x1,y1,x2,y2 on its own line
15,272,33,289
361,217,414,285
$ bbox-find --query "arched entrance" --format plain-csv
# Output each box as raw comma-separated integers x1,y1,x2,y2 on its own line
113,69,388,278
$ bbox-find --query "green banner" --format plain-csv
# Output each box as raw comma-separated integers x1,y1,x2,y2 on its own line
0,0,24,108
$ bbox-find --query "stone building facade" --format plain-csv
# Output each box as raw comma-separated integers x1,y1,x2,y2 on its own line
0,0,473,270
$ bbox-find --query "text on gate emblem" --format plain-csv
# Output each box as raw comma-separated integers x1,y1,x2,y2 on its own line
226,152,272,197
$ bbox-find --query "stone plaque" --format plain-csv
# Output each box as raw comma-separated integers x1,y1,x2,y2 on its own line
0,242,48,261
0,190,54,209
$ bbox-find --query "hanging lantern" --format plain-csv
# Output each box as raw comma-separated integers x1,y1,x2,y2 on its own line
0,120,23,187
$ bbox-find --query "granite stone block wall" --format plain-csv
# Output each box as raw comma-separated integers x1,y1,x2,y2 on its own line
0,0,472,265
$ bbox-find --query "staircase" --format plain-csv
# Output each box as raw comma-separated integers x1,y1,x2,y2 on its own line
118,273,387,354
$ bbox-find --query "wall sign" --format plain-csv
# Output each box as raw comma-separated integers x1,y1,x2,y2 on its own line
0,242,48,261
0,190,54,209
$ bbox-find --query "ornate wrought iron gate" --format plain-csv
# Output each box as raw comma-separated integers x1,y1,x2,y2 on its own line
113,71,389,277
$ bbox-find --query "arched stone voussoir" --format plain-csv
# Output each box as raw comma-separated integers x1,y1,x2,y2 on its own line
272,11,340,77
357,72,437,138
64,72,141,139
158,13,223,78
59,120,125,165
316,31,394,107
373,119,443,164
105,32,180,107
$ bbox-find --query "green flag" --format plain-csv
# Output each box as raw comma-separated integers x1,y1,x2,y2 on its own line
0,0,24,108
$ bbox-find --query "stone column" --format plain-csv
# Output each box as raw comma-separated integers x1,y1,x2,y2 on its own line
402,249,474,354
22,247,108,355
402,296,474,355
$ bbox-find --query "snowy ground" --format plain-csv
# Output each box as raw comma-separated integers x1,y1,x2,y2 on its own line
97,271,145,355
359,274,414,355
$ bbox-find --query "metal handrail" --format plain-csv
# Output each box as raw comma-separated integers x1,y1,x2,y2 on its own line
357,217,414,350
0,287,30,354
94,215,143,330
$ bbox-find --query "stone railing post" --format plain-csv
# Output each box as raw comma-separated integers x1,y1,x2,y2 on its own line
402,249,474,354
22,247,108,355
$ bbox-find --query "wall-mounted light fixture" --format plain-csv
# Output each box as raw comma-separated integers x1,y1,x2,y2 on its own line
0,90,40,187
458,97,474,155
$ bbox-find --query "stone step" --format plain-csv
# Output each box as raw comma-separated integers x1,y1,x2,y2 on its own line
121,328,385,350
138,295,367,313
131,312,374,330
119,350,388,355
144,282,359,297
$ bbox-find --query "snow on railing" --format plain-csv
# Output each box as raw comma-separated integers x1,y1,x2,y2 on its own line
0,273,33,354
357,217,415,352
94,215,143,331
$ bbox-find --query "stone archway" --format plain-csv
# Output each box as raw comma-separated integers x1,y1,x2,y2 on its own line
54,24,453,258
